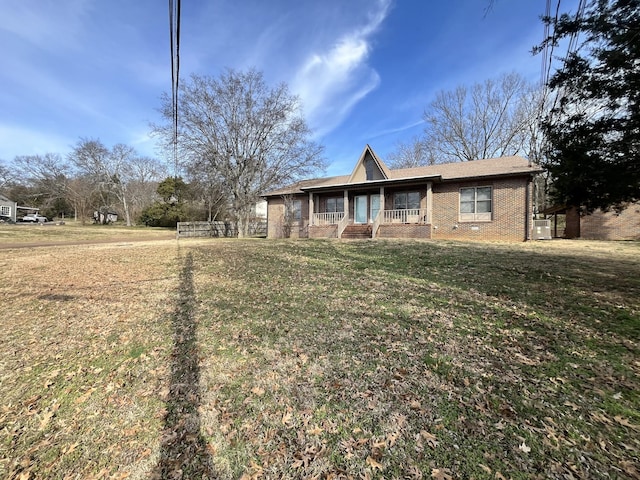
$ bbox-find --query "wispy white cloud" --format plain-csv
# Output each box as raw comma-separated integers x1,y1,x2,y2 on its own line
1,51,103,121
0,124,72,160
0,0,92,51
368,119,425,140
292,0,392,137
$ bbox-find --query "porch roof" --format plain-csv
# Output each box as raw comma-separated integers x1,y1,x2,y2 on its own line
300,174,441,192
262,175,350,197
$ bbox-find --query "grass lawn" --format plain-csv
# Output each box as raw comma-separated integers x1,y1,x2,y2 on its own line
0,238,638,479
0,222,174,245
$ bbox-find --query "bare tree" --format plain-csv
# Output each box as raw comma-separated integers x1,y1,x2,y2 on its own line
69,139,160,226
13,153,72,218
423,72,544,162
0,162,14,192
155,69,326,237
12,153,70,209
185,159,229,222
65,175,98,223
127,156,166,222
386,136,436,169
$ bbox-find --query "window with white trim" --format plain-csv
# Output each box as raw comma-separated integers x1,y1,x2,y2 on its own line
393,191,420,210
460,186,492,221
1,205,10,216
290,200,302,221
325,197,344,213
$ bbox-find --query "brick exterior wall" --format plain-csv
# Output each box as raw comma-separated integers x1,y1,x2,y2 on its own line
309,225,338,238
377,224,431,239
565,207,581,239
431,177,532,242
266,195,309,239
579,203,640,240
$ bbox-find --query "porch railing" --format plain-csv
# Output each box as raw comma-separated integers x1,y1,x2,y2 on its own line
312,208,428,234
382,209,428,224
337,212,349,238
313,212,345,225
371,209,383,239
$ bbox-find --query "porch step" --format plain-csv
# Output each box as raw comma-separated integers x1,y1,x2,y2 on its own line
341,224,372,239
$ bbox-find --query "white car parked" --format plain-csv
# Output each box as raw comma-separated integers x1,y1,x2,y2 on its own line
21,214,48,223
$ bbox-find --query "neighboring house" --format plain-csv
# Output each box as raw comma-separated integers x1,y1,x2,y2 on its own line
0,194,17,222
93,210,119,224
263,145,542,241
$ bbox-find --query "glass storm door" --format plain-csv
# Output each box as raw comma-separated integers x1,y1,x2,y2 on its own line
370,194,380,222
354,195,367,223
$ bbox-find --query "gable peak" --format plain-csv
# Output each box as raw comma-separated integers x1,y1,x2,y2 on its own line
348,145,391,183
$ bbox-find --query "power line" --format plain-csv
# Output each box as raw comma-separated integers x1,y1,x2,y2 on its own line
564,0,587,67
169,0,181,178
545,0,587,121
541,0,552,87
542,0,562,92
537,0,561,130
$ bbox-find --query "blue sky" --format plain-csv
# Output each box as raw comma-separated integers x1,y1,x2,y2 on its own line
0,0,575,176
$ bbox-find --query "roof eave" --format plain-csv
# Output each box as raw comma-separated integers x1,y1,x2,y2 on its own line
301,174,442,192
262,164,542,197
440,169,542,182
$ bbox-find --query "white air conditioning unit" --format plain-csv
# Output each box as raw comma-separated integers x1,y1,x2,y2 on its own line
532,219,552,240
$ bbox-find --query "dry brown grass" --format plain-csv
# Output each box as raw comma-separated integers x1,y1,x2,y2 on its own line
0,223,174,247
0,240,184,479
0,238,638,479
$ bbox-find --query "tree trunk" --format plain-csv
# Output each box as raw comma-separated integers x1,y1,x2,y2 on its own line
122,196,131,226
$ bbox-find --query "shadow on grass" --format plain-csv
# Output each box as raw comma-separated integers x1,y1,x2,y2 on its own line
151,252,217,479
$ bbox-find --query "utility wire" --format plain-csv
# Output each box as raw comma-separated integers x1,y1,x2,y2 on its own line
548,0,587,117
537,0,562,131
541,0,552,87
169,0,181,182
543,0,562,95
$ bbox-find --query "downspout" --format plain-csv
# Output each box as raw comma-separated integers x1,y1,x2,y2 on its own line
525,177,531,241
265,198,270,238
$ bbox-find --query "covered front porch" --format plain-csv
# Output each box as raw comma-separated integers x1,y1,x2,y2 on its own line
307,185,433,239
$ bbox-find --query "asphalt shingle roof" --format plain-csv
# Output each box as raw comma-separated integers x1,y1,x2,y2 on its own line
263,155,541,197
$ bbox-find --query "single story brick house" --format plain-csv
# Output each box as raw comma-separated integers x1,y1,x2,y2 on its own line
263,145,542,241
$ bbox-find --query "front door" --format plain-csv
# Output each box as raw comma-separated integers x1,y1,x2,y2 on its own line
354,195,368,223
370,194,380,222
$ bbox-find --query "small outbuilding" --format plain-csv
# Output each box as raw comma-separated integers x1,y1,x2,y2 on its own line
544,203,640,240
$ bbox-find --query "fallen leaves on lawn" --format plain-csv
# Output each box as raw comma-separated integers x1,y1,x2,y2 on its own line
614,415,639,431
518,441,531,453
1,242,178,479
2,239,639,479
431,467,453,480
420,430,439,449
366,455,384,471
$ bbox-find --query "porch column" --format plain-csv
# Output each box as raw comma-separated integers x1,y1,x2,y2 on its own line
343,190,349,220
426,182,432,224
308,193,314,226
379,186,385,214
